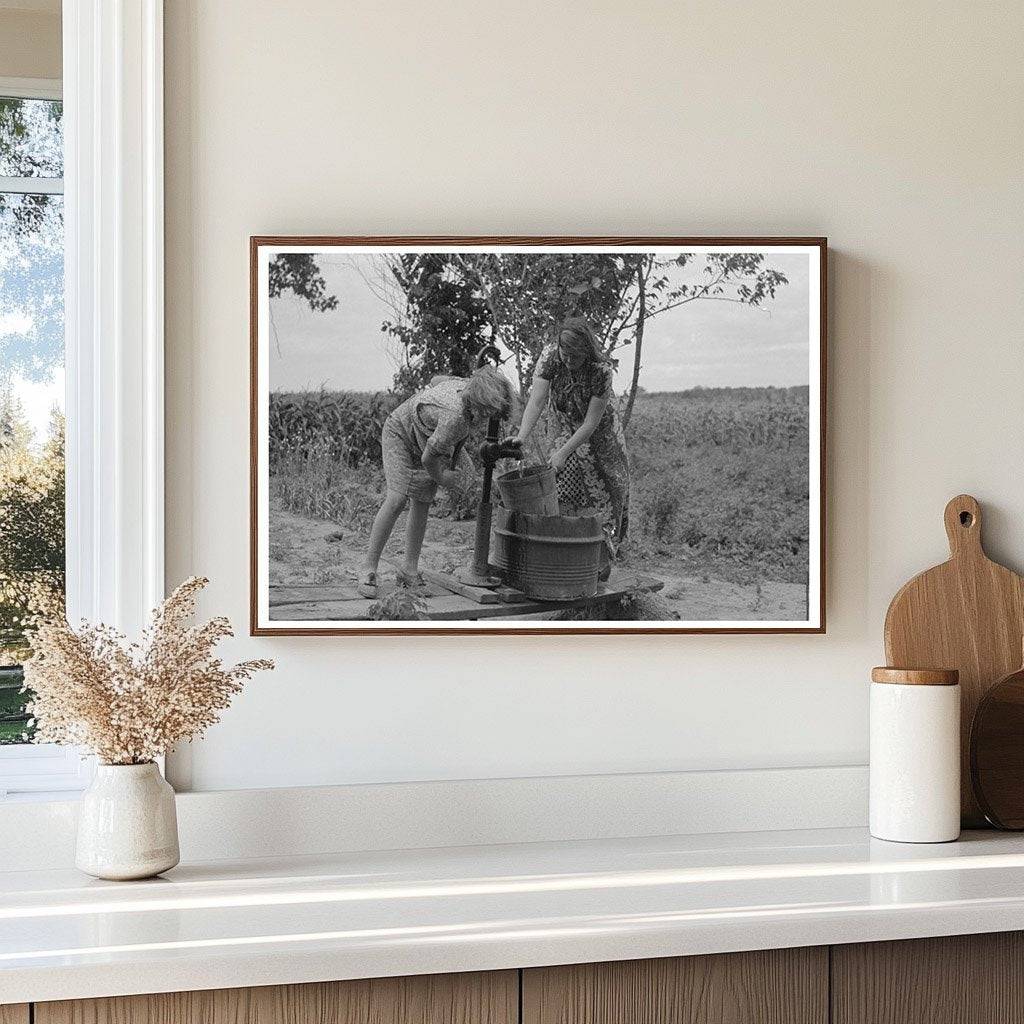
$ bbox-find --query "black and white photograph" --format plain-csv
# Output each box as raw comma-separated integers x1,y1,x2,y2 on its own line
251,238,825,633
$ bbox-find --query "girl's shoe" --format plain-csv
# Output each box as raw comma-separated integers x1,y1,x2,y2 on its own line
357,570,378,598
396,569,428,594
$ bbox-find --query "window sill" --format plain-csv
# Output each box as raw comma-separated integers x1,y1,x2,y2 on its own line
0,744,93,799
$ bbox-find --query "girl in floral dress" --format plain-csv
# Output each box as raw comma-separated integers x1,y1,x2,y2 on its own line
516,318,630,552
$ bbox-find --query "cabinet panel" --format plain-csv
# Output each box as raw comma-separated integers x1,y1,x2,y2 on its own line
0,1006,29,1024
832,932,1024,1024
522,948,828,1024
35,970,517,1024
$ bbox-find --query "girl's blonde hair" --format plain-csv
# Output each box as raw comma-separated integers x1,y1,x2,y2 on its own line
558,317,611,365
461,365,514,422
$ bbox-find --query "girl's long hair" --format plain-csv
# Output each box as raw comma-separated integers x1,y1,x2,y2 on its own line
558,317,611,365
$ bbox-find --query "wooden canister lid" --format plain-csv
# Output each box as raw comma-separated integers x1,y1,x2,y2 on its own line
871,667,960,686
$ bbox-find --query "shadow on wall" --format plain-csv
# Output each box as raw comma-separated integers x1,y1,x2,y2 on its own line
827,249,873,636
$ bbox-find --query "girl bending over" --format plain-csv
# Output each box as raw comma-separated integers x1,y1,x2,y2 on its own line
359,366,514,598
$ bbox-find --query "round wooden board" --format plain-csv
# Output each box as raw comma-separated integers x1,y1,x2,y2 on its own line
970,664,1024,829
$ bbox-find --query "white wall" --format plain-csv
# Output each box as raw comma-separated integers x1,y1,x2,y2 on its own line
164,0,1024,792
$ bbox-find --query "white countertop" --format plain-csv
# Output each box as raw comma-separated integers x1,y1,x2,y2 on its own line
4,826,1024,1004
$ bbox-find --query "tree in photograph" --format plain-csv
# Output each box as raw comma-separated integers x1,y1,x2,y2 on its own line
267,254,339,312
608,253,790,427
381,254,492,395
266,253,340,357
443,252,788,425
446,252,632,394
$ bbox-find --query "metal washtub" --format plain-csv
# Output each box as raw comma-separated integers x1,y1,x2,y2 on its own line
491,506,603,600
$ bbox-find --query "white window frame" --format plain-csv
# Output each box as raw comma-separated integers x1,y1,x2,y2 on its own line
0,1,165,799
0,77,64,194
0,77,61,101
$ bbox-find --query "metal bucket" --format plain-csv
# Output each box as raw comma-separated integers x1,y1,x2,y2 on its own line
491,506,603,600
496,464,559,516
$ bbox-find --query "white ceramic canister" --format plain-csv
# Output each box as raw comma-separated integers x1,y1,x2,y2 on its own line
869,667,961,843
76,762,180,880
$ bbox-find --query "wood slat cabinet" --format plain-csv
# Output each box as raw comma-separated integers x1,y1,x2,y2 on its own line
33,971,517,1024
832,932,1024,1024
522,948,828,1024
18,932,1024,1024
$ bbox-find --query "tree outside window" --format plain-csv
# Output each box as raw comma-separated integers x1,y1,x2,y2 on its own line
0,94,65,744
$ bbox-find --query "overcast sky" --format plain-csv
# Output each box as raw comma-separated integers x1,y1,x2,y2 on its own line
269,252,811,394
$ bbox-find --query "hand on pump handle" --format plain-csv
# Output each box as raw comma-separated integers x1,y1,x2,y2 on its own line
479,437,523,466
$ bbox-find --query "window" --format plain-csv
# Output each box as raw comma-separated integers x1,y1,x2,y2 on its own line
0,5,166,798
0,79,85,797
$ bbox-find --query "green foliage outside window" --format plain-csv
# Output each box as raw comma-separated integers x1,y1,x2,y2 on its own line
1,95,65,744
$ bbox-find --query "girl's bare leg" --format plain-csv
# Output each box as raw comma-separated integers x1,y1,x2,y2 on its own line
363,493,407,575
402,498,432,576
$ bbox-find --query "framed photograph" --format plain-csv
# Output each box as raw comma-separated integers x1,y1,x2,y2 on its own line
251,237,826,635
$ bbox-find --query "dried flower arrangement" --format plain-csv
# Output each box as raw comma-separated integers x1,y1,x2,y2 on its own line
22,577,273,765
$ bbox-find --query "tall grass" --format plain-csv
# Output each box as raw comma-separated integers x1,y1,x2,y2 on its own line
269,391,396,527
272,439,385,525
269,389,479,527
626,388,809,583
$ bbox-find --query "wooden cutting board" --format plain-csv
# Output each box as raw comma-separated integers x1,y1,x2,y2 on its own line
884,494,1024,826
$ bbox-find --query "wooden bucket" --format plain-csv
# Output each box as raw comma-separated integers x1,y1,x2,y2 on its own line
496,465,559,516
491,506,603,600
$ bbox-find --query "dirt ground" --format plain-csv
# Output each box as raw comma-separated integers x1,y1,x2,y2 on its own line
268,499,807,622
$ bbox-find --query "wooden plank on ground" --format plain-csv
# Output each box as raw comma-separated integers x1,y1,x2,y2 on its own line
270,581,447,608
270,599,377,620
384,562,500,605
269,571,664,622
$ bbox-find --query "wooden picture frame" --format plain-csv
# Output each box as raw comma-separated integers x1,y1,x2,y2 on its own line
251,237,827,635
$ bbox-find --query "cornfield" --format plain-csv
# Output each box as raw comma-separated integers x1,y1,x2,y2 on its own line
627,388,808,448
268,390,400,471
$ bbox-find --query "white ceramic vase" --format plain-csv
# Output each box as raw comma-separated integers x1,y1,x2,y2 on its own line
76,762,180,880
